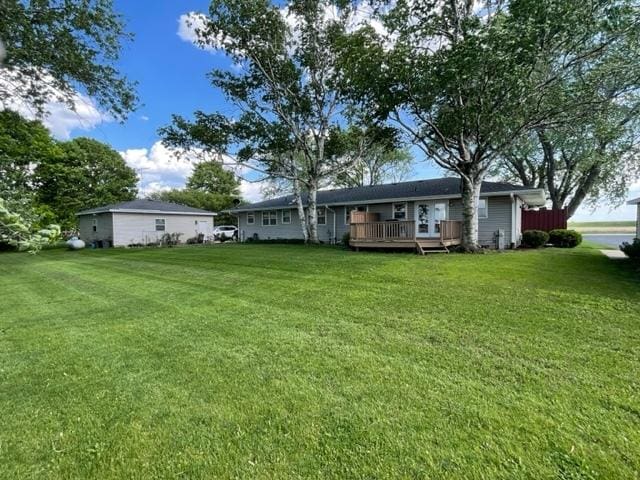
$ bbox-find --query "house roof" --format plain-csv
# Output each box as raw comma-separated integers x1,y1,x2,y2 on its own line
229,177,546,212
76,199,217,216
627,197,640,205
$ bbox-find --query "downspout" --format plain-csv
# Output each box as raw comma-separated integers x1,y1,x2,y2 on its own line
326,206,336,244
510,193,517,249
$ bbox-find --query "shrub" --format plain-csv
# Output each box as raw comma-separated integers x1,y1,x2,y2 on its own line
522,230,549,248
620,238,640,259
341,232,350,246
548,229,582,248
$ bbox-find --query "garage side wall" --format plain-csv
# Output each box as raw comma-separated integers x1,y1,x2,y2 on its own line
112,213,215,246
78,213,113,243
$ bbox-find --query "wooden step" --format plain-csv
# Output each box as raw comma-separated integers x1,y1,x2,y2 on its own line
415,241,449,255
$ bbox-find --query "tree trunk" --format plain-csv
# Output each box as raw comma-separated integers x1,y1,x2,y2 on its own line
460,172,483,251
538,129,564,210
307,183,319,244
566,164,601,219
292,179,309,243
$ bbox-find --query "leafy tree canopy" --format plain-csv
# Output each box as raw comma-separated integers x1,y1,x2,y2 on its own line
0,0,138,120
0,109,61,196
148,189,238,225
34,137,138,229
0,198,60,253
336,0,640,248
161,0,387,243
187,160,240,196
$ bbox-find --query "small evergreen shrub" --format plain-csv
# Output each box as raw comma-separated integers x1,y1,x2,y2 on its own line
522,230,549,248
548,229,582,248
341,232,350,245
620,238,640,259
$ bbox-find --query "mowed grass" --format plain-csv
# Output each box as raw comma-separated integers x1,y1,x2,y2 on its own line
1,245,639,479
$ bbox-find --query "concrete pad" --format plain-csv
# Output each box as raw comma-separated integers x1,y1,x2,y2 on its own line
601,249,627,259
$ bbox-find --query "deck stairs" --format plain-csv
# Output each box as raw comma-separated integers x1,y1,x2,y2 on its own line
415,239,450,255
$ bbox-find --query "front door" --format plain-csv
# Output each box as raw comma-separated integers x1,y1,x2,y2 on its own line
416,202,447,238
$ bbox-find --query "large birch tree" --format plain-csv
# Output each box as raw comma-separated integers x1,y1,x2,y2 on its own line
338,0,639,250
160,0,371,243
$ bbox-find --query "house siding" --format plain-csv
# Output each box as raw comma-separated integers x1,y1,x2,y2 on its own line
238,208,338,243
238,204,404,243
112,213,215,246
448,196,514,247
237,195,516,247
78,212,114,244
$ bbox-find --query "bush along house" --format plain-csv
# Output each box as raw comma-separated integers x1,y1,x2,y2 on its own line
228,178,546,252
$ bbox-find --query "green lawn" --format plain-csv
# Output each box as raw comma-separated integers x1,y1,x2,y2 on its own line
1,245,639,479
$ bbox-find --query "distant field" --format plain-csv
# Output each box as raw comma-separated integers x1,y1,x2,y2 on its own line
569,221,635,233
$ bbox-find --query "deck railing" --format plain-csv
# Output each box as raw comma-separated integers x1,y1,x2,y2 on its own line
439,220,462,241
350,220,416,241
350,219,463,243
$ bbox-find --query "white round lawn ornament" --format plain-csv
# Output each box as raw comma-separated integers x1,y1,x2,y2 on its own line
68,239,85,250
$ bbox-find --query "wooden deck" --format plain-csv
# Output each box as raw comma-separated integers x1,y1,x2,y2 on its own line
349,220,463,254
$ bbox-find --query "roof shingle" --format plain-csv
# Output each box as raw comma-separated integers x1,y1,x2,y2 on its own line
231,177,539,211
76,199,216,216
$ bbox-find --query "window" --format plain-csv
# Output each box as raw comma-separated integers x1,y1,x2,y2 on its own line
317,207,326,225
345,205,367,224
478,198,488,219
262,211,277,226
92,219,97,232
392,203,407,220
282,209,291,224
155,218,166,231
247,212,255,224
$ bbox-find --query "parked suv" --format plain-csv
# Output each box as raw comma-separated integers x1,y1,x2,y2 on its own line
213,225,238,241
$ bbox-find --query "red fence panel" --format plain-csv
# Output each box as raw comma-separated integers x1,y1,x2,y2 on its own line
522,208,567,232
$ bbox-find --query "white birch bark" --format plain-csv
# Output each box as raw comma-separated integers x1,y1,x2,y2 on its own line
292,178,309,243
460,173,483,251
307,183,319,244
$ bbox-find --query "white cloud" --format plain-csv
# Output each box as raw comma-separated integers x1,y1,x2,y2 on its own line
120,142,195,196
177,3,390,57
120,140,264,201
140,115,149,121
240,180,264,203
177,12,223,52
0,67,109,139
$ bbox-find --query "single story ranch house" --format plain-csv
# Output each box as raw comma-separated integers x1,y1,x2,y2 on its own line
77,199,217,247
229,178,546,251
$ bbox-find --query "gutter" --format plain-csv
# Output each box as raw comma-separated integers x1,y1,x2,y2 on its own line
227,189,547,213
77,209,218,216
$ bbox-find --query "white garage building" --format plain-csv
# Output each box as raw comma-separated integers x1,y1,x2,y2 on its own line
77,199,217,247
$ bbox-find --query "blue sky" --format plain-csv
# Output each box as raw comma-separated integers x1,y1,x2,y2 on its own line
41,0,637,220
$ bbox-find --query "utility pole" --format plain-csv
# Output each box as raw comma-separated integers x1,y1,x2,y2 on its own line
137,168,149,198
